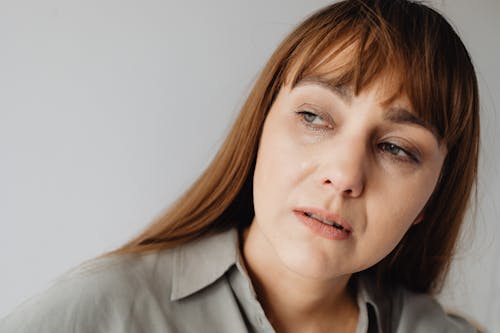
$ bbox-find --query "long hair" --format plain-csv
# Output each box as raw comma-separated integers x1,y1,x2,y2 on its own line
109,0,479,294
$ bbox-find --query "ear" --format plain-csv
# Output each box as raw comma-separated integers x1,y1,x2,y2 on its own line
413,211,424,225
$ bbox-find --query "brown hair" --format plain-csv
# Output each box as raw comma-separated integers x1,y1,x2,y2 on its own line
109,0,479,294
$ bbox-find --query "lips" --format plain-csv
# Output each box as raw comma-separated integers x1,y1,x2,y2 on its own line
293,207,352,233
304,212,346,231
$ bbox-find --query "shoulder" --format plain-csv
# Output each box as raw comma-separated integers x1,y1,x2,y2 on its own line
0,229,241,333
356,272,481,333
393,287,480,333
0,250,177,333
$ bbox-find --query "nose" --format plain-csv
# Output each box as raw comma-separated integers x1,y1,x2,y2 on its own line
318,137,366,198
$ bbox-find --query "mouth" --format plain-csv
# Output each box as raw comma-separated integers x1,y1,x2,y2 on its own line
303,212,346,231
294,207,352,239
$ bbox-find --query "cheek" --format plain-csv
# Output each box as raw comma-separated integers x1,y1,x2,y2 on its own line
370,160,442,223
253,137,287,206
253,118,309,217
359,170,441,266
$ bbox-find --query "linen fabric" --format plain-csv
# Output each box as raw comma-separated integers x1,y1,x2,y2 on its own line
0,228,477,333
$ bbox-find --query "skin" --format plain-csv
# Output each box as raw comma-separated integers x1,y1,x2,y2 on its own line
241,73,447,333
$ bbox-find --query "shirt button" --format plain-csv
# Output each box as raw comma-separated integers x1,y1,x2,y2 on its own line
256,316,264,326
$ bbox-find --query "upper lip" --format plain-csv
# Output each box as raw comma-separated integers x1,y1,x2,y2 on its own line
293,207,353,232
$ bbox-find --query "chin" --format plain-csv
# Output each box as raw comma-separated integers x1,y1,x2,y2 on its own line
275,241,347,280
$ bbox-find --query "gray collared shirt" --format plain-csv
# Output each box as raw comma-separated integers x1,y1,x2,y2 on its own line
0,228,477,332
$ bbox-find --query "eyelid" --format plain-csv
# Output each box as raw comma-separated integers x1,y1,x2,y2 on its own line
294,103,424,164
379,139,422,164
295,104,334,127
296,111,333,132
392,139,422,160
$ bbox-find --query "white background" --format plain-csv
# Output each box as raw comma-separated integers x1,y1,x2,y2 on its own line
1,0,499,331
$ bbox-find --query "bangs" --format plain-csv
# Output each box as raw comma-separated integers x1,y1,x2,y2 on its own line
279,0,478,147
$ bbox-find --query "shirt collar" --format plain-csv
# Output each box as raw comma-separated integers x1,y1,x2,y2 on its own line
356,271,394,333
170,228,239,301
170,227,392,333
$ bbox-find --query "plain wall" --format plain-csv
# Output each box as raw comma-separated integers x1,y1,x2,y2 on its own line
1,0,499,331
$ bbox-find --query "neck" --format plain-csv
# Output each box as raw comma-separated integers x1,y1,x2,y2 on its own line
241,225,359,333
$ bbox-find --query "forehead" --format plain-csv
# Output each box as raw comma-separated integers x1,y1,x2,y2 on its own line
281,38,441,138
285,39,405,102
292,73,405,108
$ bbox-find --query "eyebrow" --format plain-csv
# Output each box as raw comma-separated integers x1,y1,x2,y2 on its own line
384,107,426,128
384,107,441,141
294,76,441,140
295,76,354,103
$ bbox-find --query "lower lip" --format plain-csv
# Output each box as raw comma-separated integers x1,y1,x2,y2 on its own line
293,211,351,240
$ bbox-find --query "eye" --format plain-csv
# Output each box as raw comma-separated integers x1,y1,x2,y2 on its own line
296,111,332,131
378,142,420,164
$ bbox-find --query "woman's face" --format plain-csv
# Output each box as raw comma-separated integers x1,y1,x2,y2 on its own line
248,73,447,280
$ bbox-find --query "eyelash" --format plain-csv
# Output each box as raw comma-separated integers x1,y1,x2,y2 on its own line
295,110,420,164
378,142,420,164
296,110,331,132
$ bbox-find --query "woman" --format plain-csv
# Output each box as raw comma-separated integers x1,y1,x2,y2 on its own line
0,0,481,332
